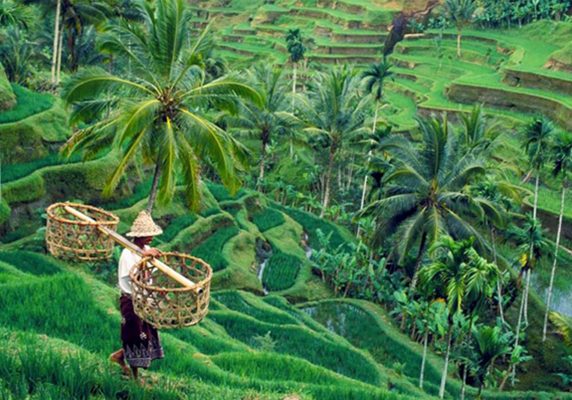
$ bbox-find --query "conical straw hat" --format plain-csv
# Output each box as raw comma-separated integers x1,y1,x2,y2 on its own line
126,210,163,237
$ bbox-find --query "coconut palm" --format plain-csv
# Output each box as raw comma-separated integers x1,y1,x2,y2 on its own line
543,131,572,342
419,236,501,399
300,67,369,217
0,0,34,29
472,325,511,396
443,0,476,57
25,0,110,79
362,114,499,286
62,0,260,213
523,116,554,220
285,28,305,102
460,104,500,156
227,65,297,190
520,116,554,324
508,214,548,382
358,58,394,218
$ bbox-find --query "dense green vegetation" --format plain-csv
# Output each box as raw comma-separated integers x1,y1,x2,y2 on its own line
1,0,572,398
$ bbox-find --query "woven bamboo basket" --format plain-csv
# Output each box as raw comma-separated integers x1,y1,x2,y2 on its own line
46,202,119,261
130,252,212,329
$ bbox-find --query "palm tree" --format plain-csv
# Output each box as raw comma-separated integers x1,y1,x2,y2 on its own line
0,0,34,29
62,0,260,213
521,115,553,323
228,65,295,191
358,59,394,221
508,214,548,383
460,104,500,156
543,131,572,342
285,28,305,103
419,236,501,399
25,0,110,80
523,116,553,220
472,325,511,397
300,67,369,217
362,114,499,287
443,0,476,57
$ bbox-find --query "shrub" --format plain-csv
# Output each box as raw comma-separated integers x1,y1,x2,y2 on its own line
0,63,15,110
0,199,10,225
262,251,301,292
0,85,53,124
251,208,285,232
192,226,239,271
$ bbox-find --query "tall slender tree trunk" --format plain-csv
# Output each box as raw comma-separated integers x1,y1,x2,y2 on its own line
523,174,541,325
456,30,462,58
419,328,429,389
533,174,540,219
346,156,354,191
321,146,336,218
543,184,566,342
491,227,505,324
357,103,379,237
511,275,527,385
258,141,266,191
146,163,162,213
51,0,62,84
439,325,453,399
56,26,64,84
410,232,428,291
291,63,297,111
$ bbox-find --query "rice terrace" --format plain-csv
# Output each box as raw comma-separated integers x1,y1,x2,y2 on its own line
2,0,572,398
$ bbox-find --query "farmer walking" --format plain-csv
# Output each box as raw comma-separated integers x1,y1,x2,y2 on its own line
109,210,164,381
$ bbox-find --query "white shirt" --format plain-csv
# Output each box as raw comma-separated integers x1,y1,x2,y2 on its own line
118,246,148,294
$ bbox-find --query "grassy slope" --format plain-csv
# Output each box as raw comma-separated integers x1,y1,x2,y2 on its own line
0,251,428,400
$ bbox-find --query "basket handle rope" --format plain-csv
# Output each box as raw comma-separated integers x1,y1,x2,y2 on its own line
63,204,196,289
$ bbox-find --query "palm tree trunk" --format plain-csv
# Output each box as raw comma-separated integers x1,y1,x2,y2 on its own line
533,174,540,219
258,142,266,191
146,163,162,213
491,227,505,324
56,25,64,84
439,325,453,399
357,104,379,237
51,0,62,84
410,232,428,291
456,30,462,58
419,328,429,389
543,184,566,342
521,174,541,325
321,146,336,218
524,265,531,325
511,276,527,385
291,63,297,110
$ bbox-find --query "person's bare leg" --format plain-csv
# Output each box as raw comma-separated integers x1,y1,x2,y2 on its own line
131,366,141,383
109,349,131,376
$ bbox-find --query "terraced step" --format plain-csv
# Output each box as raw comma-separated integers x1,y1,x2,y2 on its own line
447,80,572,130
503,67,572,96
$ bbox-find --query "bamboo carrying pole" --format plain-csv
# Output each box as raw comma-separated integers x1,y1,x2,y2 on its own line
63,205,197,289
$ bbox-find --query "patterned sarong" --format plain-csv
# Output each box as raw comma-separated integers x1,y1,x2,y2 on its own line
120,293,164,368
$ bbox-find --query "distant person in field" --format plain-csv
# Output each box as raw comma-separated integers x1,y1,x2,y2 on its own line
109,210,164,381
